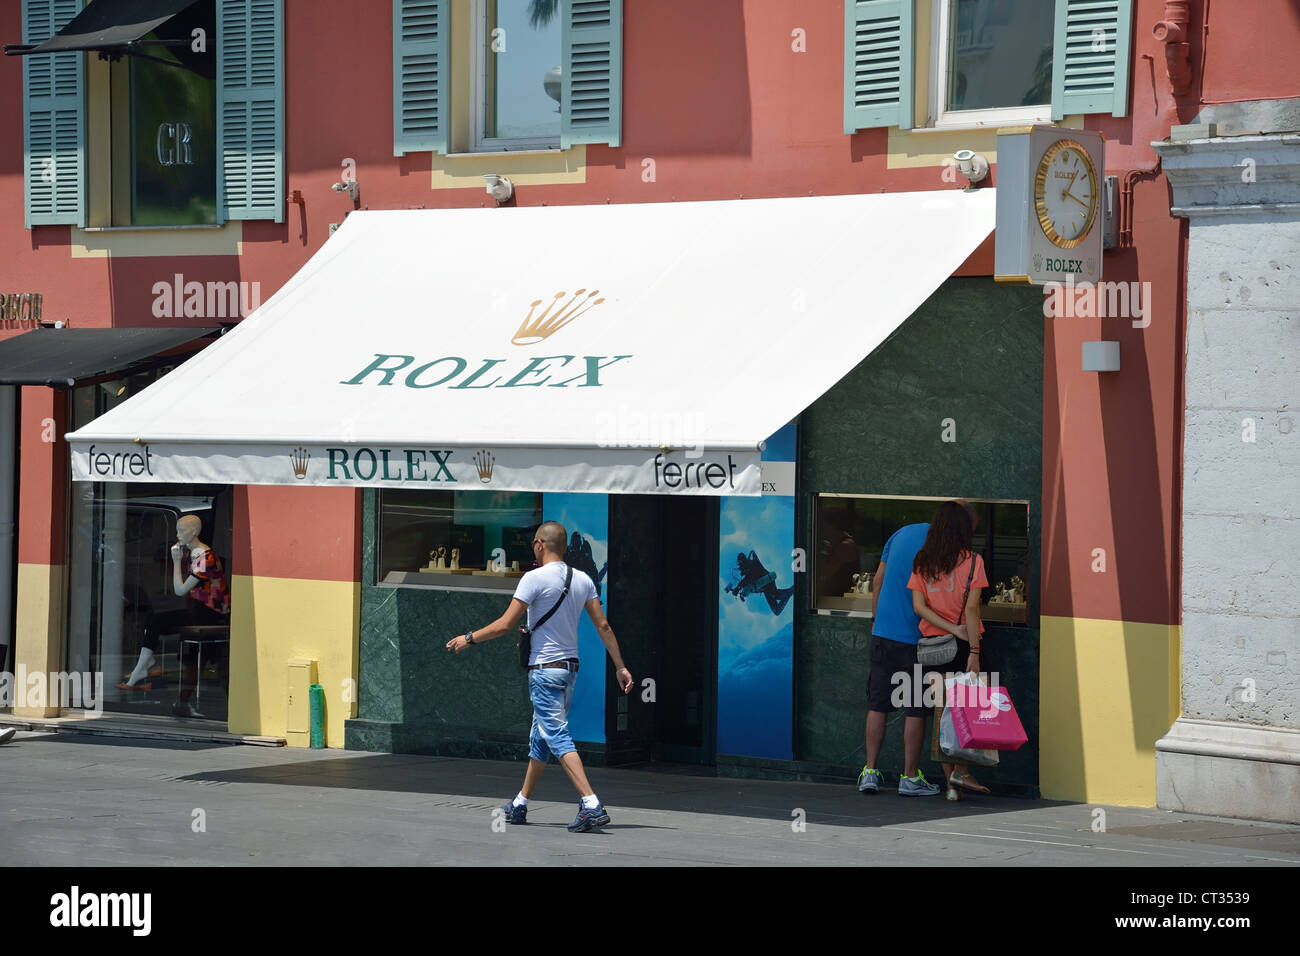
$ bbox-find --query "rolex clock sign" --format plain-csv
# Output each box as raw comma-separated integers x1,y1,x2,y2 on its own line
995,126,1104,286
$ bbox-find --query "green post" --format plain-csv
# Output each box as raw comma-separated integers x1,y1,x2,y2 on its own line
309,683,325,749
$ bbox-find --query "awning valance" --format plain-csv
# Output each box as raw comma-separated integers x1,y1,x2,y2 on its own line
0,326,218,387
67,190,996,495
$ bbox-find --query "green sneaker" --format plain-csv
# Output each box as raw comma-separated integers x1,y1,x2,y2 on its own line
857,766,881,793
898,770,941,797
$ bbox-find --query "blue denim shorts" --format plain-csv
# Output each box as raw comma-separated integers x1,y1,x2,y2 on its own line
528,666,577,762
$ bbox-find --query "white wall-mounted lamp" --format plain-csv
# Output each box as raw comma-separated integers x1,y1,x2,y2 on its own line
484,174,514,204
953,149,989,189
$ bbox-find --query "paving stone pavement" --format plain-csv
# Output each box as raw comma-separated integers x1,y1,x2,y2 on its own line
3,731,1298,867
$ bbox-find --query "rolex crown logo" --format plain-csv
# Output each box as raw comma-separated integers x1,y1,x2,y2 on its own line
473,450,495,483
512,289,604,346
290,446,310,479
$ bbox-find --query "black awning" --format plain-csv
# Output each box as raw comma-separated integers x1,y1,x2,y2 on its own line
0,327,218,387
4,0,205,68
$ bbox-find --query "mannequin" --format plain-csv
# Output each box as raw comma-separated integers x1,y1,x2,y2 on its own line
144,514,230,718
116,586,161,689
175,514,230,717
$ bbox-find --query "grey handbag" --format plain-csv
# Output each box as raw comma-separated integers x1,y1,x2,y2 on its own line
915,554,977,666
916,632,957,666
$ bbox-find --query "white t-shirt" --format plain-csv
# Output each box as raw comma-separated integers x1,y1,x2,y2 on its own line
513,561,597,666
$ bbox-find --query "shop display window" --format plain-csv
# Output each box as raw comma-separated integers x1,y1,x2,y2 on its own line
68,373,234,719
378,489,543,592
813,494,1030,623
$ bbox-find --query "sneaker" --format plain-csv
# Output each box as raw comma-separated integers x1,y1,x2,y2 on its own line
567,802,611,832
499,800,527,825
0,727,15,745
898,770,941,797
857,766,881,793
121,668,163,681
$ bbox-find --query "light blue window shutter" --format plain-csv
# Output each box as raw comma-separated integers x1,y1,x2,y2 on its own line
393,0,448,156
561,0,623,148
218,0,284,222
1051,0,1134,119
843,0,914,133
23,0,85,228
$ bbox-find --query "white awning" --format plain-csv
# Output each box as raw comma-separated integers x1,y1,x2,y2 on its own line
68,190,995,496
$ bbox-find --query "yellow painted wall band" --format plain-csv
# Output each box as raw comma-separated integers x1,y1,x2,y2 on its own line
1039,615,1181,806
226,575,361,747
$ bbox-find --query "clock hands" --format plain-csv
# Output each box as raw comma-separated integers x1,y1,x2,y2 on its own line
1059,168,1092,212
1063,189,1091,210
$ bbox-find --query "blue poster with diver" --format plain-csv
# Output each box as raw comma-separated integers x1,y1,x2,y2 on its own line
725,550,795,616
542,492,609,744
717,424,796,760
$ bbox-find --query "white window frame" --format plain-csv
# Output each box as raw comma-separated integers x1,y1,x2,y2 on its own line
926,0,1053,130
468,0,562,153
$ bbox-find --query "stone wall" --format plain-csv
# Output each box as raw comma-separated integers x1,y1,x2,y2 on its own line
1155,113,1300,823
1182,212,1300,728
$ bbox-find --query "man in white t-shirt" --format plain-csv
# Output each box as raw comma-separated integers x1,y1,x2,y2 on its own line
446,521,633,832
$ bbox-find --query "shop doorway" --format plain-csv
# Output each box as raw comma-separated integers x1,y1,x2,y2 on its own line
655,496,718,764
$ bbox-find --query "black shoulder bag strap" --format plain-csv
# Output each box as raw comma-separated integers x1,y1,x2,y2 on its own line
533,564,574,633
518,565,573,668
950,552,978,630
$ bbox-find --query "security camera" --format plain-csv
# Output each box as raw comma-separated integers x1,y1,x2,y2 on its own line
953,149,989,187
484,174,514,204
332,180,360,202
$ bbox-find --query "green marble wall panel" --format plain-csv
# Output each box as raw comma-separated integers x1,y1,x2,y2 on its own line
350,489,535,753
795,277,1044,793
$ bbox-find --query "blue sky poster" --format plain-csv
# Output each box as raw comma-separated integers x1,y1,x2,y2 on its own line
542,492,609,744
716,426,796,760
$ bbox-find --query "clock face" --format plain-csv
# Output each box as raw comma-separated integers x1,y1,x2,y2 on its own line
1034,139,1099,249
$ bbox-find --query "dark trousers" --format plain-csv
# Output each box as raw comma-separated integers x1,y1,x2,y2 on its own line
157,603,230,702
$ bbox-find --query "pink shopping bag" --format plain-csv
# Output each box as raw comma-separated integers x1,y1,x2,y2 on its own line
948,682,1028,751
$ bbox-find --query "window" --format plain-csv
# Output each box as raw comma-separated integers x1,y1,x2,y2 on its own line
393,0,623,157
21,0,284,229
930,0,1054,128
470,0,563,151
378,489,543,592
812,494,1030,624
99,1,218,226
843,0,1133,134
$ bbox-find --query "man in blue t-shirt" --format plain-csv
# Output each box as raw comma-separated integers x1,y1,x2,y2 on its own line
858,522,942,796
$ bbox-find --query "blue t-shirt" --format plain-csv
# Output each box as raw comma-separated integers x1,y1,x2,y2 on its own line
871,523,929,644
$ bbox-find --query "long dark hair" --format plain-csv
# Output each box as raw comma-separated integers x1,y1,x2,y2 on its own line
913,501,974,581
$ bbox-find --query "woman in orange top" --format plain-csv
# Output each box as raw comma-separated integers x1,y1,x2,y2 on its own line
907,501,990,800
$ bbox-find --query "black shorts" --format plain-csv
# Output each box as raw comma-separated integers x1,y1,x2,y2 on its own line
866,634,941,718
